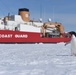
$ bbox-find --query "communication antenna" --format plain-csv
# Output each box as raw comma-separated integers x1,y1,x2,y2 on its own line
53,6,55,22
39,18,42,22
40,0,42,20
48,18,51,22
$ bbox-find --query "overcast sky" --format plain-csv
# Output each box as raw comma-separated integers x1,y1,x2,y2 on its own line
0,0,76,31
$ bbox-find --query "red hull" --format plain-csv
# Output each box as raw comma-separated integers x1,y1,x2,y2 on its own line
0,30,71,43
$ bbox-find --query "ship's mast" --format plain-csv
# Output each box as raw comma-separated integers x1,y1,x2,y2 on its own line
40,1,42,19
53,6,55,22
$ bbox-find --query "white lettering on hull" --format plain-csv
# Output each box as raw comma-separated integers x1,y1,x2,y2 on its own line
0,34,13,38
0,34,28,38
15,34,28,38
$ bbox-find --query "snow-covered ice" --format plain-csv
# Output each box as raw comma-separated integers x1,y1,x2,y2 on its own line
0,43,76,75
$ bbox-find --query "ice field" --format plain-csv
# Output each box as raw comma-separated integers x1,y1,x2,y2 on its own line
0,43,76,75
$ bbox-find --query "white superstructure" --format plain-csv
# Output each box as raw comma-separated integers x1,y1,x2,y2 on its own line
0,12,43,33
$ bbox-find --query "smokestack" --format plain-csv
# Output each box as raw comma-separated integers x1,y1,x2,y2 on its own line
18,8,30,22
